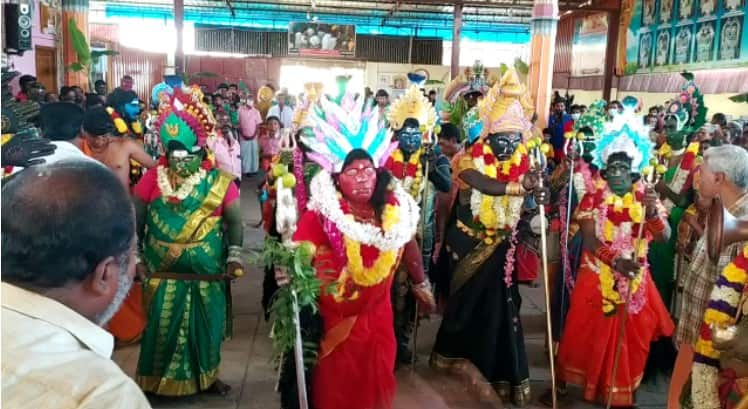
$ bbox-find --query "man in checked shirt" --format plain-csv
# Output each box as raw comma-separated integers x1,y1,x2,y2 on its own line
669,145,748,409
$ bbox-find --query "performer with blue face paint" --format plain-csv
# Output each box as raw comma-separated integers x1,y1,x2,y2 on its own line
384,82,451,365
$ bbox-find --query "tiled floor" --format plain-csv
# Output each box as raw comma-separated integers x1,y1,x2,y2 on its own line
114,177,667,409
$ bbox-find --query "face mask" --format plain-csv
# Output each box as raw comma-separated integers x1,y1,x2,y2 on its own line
608,109,618,117
571,113,581,121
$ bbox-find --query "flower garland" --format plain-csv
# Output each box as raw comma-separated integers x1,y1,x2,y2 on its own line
293,148,309,213
589,187,648,315
156,165,207,202
384,148,424,202
659,142,699,212
692,244,748,409
468,141,529,242
307,170,419,252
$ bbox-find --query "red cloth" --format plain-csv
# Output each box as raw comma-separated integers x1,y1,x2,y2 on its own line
106,285,145,343
293,210,397,409
516,243,539,283
556,252,674,406
133,167,239,215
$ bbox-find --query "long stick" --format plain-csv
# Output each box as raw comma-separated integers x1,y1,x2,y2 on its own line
412,142,433,371
559,140,576,340
532,147,558,409
605,174,658,409
290,288,310,409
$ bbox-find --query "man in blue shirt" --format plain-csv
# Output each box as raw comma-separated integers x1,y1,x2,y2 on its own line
548,95,573,163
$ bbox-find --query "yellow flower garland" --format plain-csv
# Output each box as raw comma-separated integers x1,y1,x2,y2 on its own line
390,148,423,200
475,143,527,242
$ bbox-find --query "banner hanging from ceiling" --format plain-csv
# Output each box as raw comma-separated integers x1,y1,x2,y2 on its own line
571,13,609,76
288,22,356,57
623,0,748,73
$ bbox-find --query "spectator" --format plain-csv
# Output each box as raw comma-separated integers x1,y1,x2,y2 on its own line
570,104,583,122
216,83,229,97
1,160,151,409
94,79,108,96
607,100,623,118
209,110,242,183
548,95,573,162
60,86,77,104
15,75,36,102
259,116,282,172
86,93,106,109
428,90,437,105
39,103,98,164
267,91,294,129
711,112,727,129
237,92,262,177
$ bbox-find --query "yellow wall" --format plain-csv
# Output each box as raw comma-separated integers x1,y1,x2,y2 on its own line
559,88,747,119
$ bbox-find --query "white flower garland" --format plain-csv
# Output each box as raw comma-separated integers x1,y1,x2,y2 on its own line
400,175,425,204
307,170,420,251
468,154,524,230
573,172,587,203
663,165,688,212
691,362,721,409
156,165,207,201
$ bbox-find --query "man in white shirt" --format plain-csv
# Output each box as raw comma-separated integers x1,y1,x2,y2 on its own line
1,161,151,409
267,91,294,129
40,102,99,165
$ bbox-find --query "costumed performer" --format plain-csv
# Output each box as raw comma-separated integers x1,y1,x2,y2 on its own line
133,96,244,396
554,105,674,408
385,77,451,364
430,69,541,407
273,88,436,409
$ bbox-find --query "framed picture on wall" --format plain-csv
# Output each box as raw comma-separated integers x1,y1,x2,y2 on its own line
699,0,716,17
639,31,654,67
674,24,694,63
724,0,744,12
655,29,672,65
695,20,717,61
679,0,695,19
643,0,657,26
719,15,743,60
661,0,674,23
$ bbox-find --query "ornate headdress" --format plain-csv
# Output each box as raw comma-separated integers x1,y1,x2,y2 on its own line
387,83,438,133
439,60,491,127
478,69,533,140
291,82,324,131
153,97,214,153
665,72,707,136
301,93,394,173
574,99,607,137
594,106,653,172
151,82,174,109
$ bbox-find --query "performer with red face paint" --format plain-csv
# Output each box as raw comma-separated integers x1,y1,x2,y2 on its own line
273,87,435,409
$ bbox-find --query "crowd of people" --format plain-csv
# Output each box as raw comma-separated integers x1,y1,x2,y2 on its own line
2,63,748,409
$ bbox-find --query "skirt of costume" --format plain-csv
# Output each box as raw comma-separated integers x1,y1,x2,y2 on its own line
557,253,675,406
432,222,530,404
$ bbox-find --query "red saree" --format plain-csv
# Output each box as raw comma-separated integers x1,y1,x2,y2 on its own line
556,187,674,407
293,210,398,409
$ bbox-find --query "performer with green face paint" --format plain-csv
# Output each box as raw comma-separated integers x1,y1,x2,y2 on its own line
133,95,243,396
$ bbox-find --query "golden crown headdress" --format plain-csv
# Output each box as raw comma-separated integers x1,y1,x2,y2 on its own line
292,82,324,130
478,69,533,140
387,85,437,132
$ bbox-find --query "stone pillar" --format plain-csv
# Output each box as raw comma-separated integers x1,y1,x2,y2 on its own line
451,3,463,79
62,0,89,89
527,0,559,129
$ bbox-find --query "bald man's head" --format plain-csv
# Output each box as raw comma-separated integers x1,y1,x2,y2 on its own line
2,161,135,288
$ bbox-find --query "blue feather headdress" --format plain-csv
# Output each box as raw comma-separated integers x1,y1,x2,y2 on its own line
594,106,653,172
301,93,396,173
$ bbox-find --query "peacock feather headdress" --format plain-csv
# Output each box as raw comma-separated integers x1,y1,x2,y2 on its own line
301,93,395,173
594,106,653,172
665,72,707,136
387,84,438,133
478,69,533,141
574,99,607,138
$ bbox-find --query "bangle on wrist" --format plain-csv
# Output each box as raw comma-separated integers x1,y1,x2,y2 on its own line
227,245,243,264
646,216,666,234
594,246,618,266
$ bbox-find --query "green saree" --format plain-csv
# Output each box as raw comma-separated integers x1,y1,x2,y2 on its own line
136,170,233,396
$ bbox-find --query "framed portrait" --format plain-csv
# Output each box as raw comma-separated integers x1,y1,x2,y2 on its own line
661,0,674,23
673,25,694,64
695,20,716,61
679,0,694,20
719,15,743,60
724,0,744,12
643,0,657,26
639,31,654,67
699,0,716,17
655,29,672,65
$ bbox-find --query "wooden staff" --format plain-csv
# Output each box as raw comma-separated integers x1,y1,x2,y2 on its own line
529,138,558,409
605,161,663,409
412,138,434,371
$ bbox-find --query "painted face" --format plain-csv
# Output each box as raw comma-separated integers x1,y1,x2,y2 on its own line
604,157,634,196
397,125,422,154
168,149,201,177
338,159,377,204
123,99,141,120
486,132,522,161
